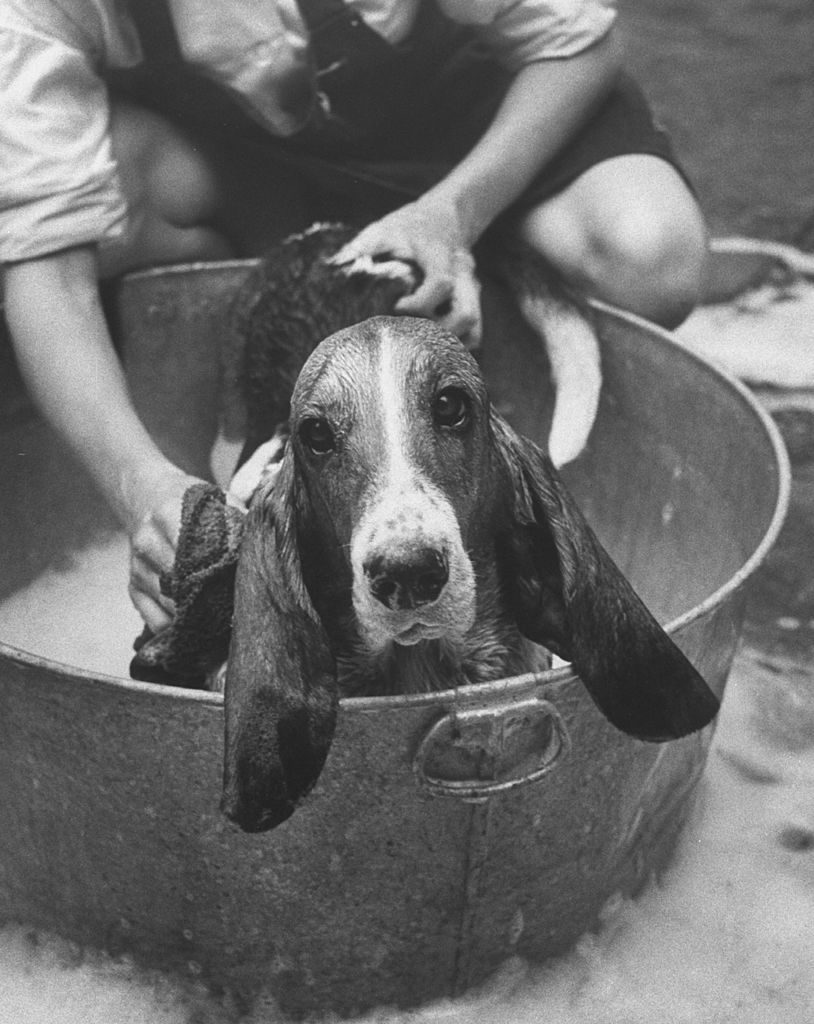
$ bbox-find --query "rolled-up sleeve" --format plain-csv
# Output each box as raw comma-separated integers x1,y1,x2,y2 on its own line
438,0,616,69
0,27,128,263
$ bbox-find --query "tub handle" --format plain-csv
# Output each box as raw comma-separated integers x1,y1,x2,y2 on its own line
413,698,570,800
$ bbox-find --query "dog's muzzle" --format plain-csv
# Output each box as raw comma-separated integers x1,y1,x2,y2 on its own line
350,475,478,650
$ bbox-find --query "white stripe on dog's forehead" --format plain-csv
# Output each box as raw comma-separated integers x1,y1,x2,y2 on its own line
378,324,413,481
372,326,456,534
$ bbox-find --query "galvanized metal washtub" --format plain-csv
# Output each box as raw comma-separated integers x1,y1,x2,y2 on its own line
0,254,789,1018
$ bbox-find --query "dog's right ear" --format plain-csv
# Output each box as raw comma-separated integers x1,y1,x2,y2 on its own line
221,455,338,832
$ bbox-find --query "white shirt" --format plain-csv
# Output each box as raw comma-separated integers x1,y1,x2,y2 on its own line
0,0,616,261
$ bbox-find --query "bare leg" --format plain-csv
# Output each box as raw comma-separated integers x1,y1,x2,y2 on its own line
100,100,310,278
99,101,233,278
519,154,708,328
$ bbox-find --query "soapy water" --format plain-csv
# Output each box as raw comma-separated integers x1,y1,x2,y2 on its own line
0,536,813,1022
675,276,814,390
2,273,814,1019
0,534,141,678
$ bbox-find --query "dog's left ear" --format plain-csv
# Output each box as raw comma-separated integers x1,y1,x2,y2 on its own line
492,413,719,742
221,455,338,832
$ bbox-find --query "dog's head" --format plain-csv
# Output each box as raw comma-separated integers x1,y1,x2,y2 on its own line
294,317,494,652
222,317,719,832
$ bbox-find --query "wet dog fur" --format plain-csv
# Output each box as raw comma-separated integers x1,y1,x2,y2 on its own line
220,299,719,833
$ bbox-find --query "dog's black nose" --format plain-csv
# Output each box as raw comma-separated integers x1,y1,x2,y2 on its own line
365,548,449,610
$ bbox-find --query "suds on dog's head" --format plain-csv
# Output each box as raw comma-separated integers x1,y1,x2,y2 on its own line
226,225,418,447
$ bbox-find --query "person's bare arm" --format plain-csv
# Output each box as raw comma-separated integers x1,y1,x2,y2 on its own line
335,28,622,339
3,246,201,630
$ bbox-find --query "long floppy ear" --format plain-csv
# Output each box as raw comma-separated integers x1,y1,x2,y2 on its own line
492,412,719,742
221,454,338,832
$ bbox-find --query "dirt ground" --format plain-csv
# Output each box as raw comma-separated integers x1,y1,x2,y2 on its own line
621,0,814,243
622,0,814,776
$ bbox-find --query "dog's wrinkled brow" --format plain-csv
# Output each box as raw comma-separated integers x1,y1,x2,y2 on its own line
291,316,487,418
292,342,373,414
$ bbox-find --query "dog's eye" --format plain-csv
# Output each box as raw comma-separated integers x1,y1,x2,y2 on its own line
299,417,336,454
433,387,470,429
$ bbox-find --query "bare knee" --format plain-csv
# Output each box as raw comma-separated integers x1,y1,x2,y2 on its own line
586,204,707,327
147,130,221,229
104,102,230,274
521,157,709,329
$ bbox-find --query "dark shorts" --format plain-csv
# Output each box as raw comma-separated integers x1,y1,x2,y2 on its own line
294,72,687,223
110,39,688,229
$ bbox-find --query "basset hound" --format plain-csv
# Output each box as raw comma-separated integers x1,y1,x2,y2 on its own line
219,246,719,831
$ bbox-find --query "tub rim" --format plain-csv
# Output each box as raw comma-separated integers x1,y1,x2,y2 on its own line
0,277,791,712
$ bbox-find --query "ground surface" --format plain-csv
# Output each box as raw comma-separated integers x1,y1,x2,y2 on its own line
2,4,814,1020
622,0,814,243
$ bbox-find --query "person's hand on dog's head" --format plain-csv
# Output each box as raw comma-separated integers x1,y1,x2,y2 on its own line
331,199,482,347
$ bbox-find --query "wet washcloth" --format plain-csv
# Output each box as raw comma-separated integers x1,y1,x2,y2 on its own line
130,483,245,687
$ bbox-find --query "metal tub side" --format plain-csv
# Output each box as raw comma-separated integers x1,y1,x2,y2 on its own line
0,261,789,1016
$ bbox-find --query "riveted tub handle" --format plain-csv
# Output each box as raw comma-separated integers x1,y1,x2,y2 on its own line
413,698,570,800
